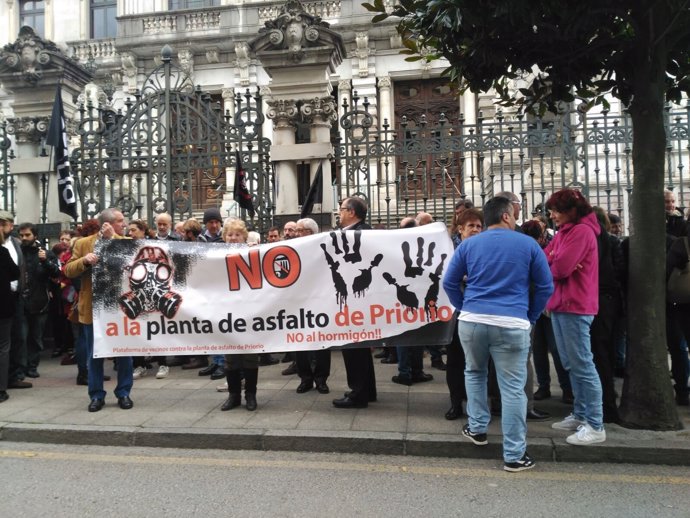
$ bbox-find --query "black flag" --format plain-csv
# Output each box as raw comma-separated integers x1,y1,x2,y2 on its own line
233,150,255,218
46,86,78,219
299,163,323,219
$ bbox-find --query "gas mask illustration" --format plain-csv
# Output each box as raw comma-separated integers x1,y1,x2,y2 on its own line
119,246,182,319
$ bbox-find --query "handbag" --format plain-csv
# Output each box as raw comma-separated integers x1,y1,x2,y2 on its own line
667,237,690,304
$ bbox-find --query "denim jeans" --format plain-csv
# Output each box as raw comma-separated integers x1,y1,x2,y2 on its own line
550,312,603,430
83,324,133,401
75,324,88,376
458,321,530,463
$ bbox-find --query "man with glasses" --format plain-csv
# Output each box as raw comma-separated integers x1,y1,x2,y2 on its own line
332,197,377,408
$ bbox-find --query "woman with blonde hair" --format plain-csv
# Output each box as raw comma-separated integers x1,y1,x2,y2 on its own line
220,219,259,411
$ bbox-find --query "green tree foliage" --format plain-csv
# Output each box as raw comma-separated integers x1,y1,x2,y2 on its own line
366,0,690,429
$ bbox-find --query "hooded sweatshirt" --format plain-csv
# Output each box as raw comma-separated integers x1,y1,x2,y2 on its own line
544,211,601,315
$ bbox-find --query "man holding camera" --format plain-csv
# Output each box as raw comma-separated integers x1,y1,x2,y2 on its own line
18,223,60,379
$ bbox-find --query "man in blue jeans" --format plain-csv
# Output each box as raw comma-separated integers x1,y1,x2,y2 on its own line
65,208,134,412
443,196,553,472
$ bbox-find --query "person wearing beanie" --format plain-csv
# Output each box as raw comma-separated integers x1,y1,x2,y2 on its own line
200,208,223,243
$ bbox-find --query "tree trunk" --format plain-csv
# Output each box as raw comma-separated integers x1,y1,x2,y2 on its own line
617,10,681,430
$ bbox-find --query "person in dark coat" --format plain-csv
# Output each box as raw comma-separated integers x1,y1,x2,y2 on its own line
667,219,690,406
18,223,61,378
332,197,377,408
0,228,21,402
0,211,30,389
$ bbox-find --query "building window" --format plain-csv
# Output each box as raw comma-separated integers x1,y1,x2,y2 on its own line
169,0,220,9
91,0,117,39
19,1,45,37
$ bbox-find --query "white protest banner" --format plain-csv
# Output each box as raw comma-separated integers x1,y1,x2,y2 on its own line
92,222,456,358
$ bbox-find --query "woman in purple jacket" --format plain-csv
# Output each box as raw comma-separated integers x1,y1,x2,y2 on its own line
544,189,606,445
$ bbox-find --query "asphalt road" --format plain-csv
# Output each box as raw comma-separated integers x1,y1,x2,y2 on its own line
1,441,688,517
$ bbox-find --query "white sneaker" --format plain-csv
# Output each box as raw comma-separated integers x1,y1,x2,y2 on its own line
551,413,586,431
132,366,148,380
566,423,606,445
216,382,228,392
156,365,169,379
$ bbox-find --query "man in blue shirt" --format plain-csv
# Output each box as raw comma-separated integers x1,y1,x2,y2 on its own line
443,196,553,472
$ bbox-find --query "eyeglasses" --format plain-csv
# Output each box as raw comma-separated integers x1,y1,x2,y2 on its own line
339,206,351,212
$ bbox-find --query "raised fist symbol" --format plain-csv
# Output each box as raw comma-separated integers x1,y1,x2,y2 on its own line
384,237,447,320
321,230,383,309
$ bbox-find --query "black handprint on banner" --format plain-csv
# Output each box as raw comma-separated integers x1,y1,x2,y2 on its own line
402,237,437,278
385,237,447,320
321,231,383,309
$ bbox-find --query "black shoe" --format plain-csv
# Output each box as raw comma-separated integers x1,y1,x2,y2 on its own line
296,381,314,393
333,396,368,408
316,382,330,394
461,424,488,446
561,389,574,405
0,391,8,403
344,391,376,402
210,365,226,380
117,396,134,409
25,369,40,378
504,453,535,472
88,398,105,412
51,349,63,358
183,358,209,370
373,350,387,359
380,356,398,364
166,357,186,367
527,408,551,421
8,380,32,389
198,363,217,376
533,387,551,400
391,374,413,386
431,358,447,371
76,375,88,386
221,394,241,411
281,353,294,363
411,372,433,383
281,362,297,376
445,405,462,420
245,393,257,411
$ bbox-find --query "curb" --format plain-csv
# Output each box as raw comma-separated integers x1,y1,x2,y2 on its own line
2,423,689,466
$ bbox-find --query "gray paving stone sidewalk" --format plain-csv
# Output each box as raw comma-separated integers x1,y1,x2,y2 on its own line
1,352,688,465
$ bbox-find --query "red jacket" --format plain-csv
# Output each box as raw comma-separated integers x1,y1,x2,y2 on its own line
544,211,600,315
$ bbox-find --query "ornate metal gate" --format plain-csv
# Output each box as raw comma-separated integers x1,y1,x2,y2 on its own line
336,91,690,229
72,46,272,230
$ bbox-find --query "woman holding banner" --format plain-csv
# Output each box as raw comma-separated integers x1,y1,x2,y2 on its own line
220,219,260,411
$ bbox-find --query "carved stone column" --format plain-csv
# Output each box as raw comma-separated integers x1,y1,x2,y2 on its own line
301,96,338,214
266,99,299,215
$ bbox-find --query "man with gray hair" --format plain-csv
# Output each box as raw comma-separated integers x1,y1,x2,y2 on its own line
443,196,553,472
154,212,179,241
65,208,134,412
293,217,331,393
496,191,524,227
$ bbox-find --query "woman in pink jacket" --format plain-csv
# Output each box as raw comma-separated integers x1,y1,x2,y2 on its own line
544,189,606,446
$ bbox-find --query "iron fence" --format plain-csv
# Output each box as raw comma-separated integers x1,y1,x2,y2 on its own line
0,120,16,215
336,93,690,231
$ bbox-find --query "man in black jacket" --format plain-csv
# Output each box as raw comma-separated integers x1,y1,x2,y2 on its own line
0,211,31,389
332,197,377,408
18,223,60,378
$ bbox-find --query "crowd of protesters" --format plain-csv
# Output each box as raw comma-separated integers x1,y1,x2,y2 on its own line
0,186,688,473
